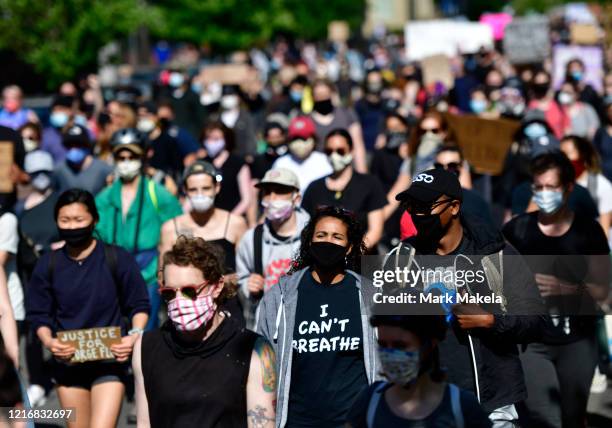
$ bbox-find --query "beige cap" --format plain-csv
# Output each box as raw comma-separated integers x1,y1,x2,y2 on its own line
255,168,300,190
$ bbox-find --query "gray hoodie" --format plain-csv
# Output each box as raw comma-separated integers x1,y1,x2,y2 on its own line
255,267,381,428
236,208,310,329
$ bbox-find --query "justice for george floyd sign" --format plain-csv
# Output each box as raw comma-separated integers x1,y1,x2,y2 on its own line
57,327,121,363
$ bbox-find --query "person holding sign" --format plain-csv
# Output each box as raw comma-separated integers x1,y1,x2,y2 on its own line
133,236,276,428
26,189,150,428
256,206,379,428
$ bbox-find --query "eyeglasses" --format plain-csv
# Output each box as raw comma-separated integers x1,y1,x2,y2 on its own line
324,148,349,156
531,184,563,192
434,162,461,172
158,281,210,303
403,199,454,215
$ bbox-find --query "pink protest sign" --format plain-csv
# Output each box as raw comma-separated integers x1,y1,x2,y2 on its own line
480,13,513,41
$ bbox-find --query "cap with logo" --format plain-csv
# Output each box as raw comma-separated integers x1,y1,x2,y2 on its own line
182,160,222,185
395,168,462,203
287,116,316,140
255,168,300,191
62,124,91,148
25,150,54,174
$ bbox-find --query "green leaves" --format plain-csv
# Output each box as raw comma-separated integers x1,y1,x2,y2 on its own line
0,0,365,90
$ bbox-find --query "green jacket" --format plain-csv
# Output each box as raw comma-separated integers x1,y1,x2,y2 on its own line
95,177,182,285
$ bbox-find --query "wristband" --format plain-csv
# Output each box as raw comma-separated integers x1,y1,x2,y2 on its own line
128,327,144,336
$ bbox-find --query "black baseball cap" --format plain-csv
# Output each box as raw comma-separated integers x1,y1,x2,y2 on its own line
395,168,462,203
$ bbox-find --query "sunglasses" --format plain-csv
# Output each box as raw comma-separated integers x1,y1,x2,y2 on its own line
434,162,461,171
324,148,349,156
403,198,454,215
158,281,210,303
420,127,441,134
115,154,139,162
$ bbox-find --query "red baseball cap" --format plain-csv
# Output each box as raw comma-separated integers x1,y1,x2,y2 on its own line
288,116,316,140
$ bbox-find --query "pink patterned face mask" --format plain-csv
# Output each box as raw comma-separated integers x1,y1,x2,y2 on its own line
167,293,217,331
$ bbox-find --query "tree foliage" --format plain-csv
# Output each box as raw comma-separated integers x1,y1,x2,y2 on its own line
0,0,158,89
0,0,365,89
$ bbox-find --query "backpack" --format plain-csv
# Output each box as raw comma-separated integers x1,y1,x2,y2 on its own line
366,382,464,428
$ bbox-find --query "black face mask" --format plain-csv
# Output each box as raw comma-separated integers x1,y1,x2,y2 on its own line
313,99,334,115
309,241,347,271
58,224,95,248
410,203,452,252
385,131,408,150
532,83,549,98
266,144,288,158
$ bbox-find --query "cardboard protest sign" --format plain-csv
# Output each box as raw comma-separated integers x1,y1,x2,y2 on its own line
570,23,600,45
57,327,121,363
0,142,14,193
404,20,493,61
200,64,253,85
328,21,350,43
552,45,604,93
444,114,521,175
421,55,454,90
503,16,550,64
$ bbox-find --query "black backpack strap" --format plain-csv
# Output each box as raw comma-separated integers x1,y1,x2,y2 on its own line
47,250,57,284
253,224,264,276
103,244,121,293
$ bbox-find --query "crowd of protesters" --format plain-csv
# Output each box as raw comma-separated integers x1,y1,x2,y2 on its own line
0,5,612,428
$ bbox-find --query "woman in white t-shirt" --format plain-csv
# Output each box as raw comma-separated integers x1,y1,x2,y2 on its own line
561,135,612,238
0,211,22,368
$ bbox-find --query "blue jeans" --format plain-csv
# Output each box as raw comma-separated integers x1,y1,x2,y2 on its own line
145,282,161,331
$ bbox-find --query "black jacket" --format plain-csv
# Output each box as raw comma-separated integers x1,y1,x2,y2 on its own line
395,214,546,412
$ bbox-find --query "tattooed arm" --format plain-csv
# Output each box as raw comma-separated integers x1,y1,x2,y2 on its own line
246,337,277,428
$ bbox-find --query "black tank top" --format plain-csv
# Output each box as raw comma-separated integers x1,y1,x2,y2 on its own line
141,316,259,428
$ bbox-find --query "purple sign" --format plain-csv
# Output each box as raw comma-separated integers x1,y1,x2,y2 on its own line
552,44,604,93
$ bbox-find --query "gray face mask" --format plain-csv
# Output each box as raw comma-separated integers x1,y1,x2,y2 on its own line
31,173,51,192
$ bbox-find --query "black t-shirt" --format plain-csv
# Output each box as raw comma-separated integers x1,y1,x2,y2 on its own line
370,149,403,193
287,270,368,427
503,211,610,343
0,125,25,210
346,382,491,428
302,172,387,234
249,153,277,181
202,154,245,212
17,193,60,250
149,131,183,179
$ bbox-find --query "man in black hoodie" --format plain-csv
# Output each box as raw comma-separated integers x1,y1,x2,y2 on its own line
387,168,546,427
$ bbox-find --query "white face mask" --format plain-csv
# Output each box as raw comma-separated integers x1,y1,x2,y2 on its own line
31,173,51,192
116,159,142,180
289,139,314,160
328,152,353,172
204,138,226,158
189,194,214,212
221,95,239,110
262,198,294,222
23,138,39,152
168,72,184,88
137,118,156,133
558,92,574,105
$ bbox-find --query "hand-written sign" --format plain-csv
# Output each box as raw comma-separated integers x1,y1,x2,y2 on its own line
199,64,254,85
503,16,550,64
444,113,521,176
0,142,14,193
57,327,121,363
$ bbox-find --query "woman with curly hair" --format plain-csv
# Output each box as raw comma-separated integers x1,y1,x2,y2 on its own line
133,236,276,428
256,206,380,428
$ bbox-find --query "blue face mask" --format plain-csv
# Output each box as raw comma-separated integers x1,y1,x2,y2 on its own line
524,123,547,139
533,189,564,214
65,147,88,166
191,82,202,94
169,72,184,88
571,70,583,82
290,90,302,103
50,111,69,128
74,115,88,127
470,99,487,114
